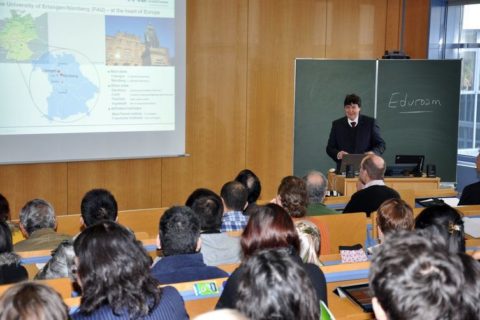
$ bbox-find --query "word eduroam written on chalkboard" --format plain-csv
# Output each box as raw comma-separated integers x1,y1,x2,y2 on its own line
387,92,442,113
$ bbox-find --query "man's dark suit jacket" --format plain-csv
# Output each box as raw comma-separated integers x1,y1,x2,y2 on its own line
343,185,400,217
459,181,480,205
326,114,386,168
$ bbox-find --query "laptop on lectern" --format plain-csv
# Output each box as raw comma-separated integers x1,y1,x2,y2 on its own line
338,154,366,176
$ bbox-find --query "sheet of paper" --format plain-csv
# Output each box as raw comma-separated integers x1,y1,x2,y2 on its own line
440,197,459,207
463,217,480,238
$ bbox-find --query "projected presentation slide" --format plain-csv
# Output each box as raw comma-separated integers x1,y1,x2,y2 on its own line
0,0,177,135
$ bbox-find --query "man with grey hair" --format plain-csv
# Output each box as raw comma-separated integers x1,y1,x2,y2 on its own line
14,199,71,252
304,171,337,216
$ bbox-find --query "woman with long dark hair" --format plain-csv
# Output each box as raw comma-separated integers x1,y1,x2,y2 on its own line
72,221,188,320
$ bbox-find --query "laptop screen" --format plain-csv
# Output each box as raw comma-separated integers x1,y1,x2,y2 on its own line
339,154,367,175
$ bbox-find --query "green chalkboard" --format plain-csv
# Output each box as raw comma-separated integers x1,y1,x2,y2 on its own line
294,59,461,182
377,60,461,182
293,60,376,176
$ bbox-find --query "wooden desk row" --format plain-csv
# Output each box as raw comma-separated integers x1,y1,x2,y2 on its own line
11,207,168,243
333,175,443,198
325,184,458,211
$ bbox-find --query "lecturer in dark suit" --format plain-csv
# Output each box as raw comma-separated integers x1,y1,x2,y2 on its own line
326,94,386,170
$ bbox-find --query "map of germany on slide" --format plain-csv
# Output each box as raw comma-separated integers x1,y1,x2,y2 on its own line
0,10,99,122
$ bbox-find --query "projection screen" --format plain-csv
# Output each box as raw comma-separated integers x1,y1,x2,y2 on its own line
0,0,186,163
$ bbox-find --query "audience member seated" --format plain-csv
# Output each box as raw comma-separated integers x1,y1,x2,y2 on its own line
377,198,414,243
72,221,188,320
415,205,480,278
274,175,309,218
186,188,241,266
457,252,480,316
80,188,118,228
35,188,117,281
343,154,400,217
14,199,71,252
34,240,75,281
235,248,320,320
303,171,337,216
295,220,323,267
0,193,22,243
273,176,331,240
415,204,465,253
369,230,480,320
0,193,10,222
216,204,327,309
459,151,480,205
151,206,228,284
0,281,70,320
220,181,249,232
234,169,262,214
0,221,28,285
368,198,414,255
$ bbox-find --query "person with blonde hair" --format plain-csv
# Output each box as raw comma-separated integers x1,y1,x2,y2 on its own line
295,220,323,267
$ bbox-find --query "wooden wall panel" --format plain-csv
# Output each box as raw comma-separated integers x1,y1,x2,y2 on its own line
385,0,402,51
0,163,67,219
403,0,430,59
326,0,388,58
66,159,163,214
161,0,249,206
246,0,328,200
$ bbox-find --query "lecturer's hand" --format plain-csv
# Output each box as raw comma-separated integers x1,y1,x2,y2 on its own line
337,151,349,160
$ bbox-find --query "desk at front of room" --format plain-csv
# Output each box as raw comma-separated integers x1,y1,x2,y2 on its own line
333,175,442,198
324,176,457,212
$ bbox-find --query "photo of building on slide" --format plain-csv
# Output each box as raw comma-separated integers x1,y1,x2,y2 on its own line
105,16,175,67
